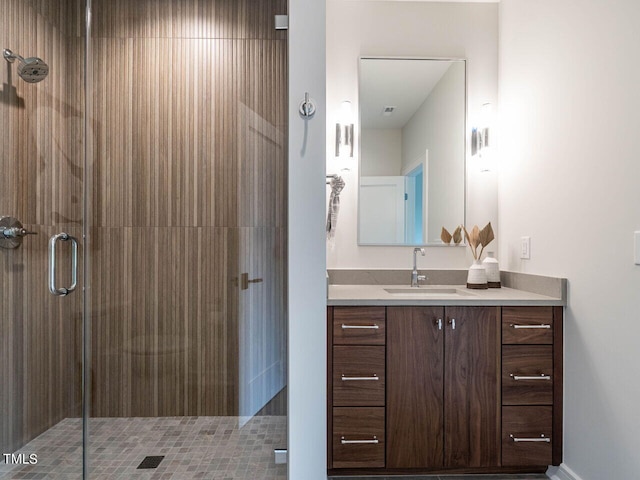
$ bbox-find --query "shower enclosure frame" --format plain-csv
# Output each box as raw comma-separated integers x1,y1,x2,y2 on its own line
0,0,288,478
82,1,93,477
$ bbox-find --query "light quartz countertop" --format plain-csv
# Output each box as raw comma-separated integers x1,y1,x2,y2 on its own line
327,284,564,307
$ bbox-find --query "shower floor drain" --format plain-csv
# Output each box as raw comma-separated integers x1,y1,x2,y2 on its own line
137,456,165,469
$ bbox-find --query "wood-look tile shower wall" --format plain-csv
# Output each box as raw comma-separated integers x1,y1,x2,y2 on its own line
89,0,288,417
0,0,84,454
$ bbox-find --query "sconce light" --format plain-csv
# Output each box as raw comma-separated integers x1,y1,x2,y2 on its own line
335,100,354,157
471,126,489,156
471,103,491,156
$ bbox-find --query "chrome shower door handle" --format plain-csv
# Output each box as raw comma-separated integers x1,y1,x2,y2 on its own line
49,233,78,296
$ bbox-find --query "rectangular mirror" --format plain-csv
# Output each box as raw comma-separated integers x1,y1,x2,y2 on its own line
358,57,466,246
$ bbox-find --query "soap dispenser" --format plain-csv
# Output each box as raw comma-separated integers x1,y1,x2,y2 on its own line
483,251,501,288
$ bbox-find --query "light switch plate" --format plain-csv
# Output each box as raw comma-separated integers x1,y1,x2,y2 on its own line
520,236,531,260
634,232,640,265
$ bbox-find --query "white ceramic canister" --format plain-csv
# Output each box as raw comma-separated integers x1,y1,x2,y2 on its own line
483,251,501,288
466,259,488,289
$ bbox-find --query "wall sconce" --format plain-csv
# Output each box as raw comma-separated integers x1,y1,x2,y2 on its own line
335,100,354,157
471,103,491,156
471,126,489,156
472,103,494,172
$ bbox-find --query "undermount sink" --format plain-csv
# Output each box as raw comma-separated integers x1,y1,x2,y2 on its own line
384,287,476,296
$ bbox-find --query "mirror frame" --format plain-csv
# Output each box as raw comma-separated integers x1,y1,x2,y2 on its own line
357,56,468,247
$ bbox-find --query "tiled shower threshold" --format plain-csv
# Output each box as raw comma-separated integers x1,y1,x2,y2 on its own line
330,475,548,480
0,416,286,480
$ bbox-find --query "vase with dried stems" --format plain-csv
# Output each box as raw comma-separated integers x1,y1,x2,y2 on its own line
462,222,495,289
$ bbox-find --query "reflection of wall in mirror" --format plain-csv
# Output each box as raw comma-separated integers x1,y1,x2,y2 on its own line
402,62,465,243
361,129,402,176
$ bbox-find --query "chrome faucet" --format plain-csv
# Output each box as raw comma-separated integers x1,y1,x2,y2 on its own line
411,247,426,287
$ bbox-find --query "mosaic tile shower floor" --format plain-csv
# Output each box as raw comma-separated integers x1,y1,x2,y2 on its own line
0,416,287,480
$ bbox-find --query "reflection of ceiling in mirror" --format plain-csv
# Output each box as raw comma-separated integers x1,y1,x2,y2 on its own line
360,59,454,129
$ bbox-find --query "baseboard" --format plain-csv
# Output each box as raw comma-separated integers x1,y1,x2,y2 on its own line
547,463,584,480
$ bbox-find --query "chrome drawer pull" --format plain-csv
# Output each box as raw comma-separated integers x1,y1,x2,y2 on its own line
510,373,551,381
341,324,379,330
510,434,550,443
510,324,551,329
341,436,379,445
341,374,379,381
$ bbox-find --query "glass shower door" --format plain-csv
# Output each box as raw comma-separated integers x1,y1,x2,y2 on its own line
85,1,288,478
0,1,86,478
2,1,288,478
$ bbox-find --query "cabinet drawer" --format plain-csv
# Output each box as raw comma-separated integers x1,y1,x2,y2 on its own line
333,307,386,345
333,346,385,406
502,345,553,405
333,407,385,469
502,406,552,466
502,307,553,345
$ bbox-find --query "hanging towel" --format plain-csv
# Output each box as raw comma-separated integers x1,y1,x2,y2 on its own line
326,175,345,243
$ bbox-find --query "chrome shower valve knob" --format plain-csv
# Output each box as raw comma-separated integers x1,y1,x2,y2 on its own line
2,227,37,238
0,216,38,249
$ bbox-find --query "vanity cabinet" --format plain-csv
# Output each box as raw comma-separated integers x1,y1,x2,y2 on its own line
501,306,563,467
329,306,386,468
327,304,563,476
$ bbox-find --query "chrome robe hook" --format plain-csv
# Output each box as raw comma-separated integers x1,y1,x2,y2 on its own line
299,92,316,118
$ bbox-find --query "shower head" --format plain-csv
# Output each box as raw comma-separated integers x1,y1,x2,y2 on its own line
3,48,49,83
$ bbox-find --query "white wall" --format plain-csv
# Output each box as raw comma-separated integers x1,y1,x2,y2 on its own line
288,0,326,478
326,0,498,268
498,1,640,479
361,128,402,176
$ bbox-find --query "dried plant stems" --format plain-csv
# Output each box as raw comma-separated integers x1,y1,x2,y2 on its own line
452,226,462,244
463,222,494,260
441,227,453,244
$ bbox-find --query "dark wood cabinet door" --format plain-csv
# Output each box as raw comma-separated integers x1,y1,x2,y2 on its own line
444,306,500,468
387,306,445,468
